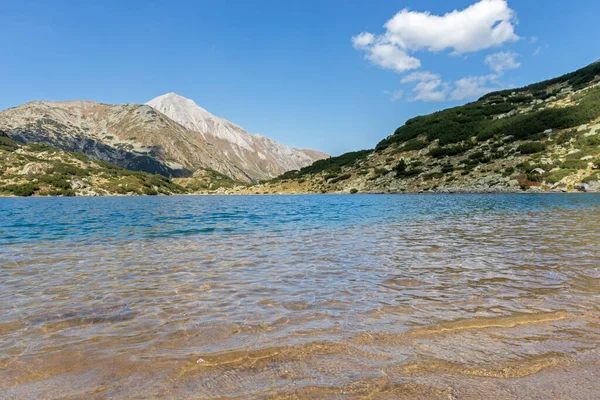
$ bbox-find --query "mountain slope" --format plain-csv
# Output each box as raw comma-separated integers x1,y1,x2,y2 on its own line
241,62,600,194
0,95,328,183
0,133,185,196
146,93,328,180
0,100,253,180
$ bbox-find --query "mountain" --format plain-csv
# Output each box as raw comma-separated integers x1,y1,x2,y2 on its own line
146,93,328,180
233,62,600,194
0,134,186,196
0,100,249,179
0,95,327,183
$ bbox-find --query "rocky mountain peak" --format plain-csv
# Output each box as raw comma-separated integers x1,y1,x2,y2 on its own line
146,93,328,179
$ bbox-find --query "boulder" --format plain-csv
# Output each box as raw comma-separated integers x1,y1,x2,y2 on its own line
70,178,86,190
19,162,50,176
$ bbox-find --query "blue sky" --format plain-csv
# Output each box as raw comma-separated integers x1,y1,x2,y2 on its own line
1,0,598,156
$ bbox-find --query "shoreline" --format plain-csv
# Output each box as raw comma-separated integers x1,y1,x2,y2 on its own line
1,189,598,198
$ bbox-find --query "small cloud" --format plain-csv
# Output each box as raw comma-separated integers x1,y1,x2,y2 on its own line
384,89,404,102
400,71,449,101
533,44,549,56
485,51,520,73
401,71,441,84
352,32,375,49
529,36,538,44
364,43,421,73
413,79,450,102
450,74,499,100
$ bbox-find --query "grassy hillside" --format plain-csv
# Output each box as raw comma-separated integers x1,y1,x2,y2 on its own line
250,62,600,194
0,134,186,196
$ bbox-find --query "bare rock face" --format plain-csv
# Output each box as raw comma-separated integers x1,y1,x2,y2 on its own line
146,93,328,180
19,162,51,176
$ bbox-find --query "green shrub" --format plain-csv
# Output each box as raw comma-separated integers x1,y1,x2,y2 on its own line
0,136,19,152
402,138,428,151
423,172,444,180
68,151,90,162
469,151,485,160
393,159,407,176
517,142,545,154
329,173,351,184
49,163,89,176
26,142,55,152
38,175,71,189
429,142,473,158
582,173,600,183
557,130,577,145
3,183,39,196
561,159,589,170
503,167,515,176
584,135,600,146
441,164,454,173
545,169,576,183
476,130,496,142
527,173,543,182
349,188,358,194
565,151,582,160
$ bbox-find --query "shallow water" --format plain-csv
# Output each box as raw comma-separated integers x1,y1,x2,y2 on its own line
1,194,600,399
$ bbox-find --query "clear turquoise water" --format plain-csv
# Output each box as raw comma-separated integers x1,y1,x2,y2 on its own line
1,194,600,399
2,193,599,245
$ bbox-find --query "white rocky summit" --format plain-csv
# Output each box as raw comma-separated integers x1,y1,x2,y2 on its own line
146,93,328,180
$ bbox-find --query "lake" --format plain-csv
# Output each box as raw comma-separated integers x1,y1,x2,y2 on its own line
1,194,600,399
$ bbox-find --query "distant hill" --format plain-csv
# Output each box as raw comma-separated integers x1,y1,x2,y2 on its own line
0,95,328,184
0,135,185,196
245,61,600,194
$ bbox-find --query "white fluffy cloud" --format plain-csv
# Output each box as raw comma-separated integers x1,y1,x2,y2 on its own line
398,71,501,102
485,51,520,72
364,43,421,72
400,71,449,102
413,79,449,102
352,0,519,73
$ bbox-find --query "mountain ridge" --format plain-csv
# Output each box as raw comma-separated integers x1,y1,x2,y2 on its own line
227,61,600,194
0,94,328,183
146,93,328,180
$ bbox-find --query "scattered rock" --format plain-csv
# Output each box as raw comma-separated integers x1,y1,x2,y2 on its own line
70,178,86,190
18,162,50,176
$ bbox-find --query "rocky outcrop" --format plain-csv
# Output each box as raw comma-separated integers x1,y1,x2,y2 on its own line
146,93,329,180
